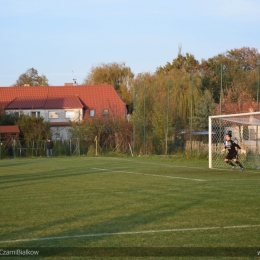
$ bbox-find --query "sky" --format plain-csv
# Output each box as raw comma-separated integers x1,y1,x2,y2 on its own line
0,0,260,86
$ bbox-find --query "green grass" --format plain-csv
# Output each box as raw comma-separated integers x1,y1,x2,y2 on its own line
0,156,260,259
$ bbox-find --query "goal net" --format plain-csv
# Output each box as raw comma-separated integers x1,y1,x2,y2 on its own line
209,111,260,169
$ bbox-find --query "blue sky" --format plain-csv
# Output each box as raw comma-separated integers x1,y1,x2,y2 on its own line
1,0,260,86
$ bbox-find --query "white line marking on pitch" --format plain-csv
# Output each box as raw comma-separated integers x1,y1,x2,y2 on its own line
120,171,206,182
1,225,260,244
92,168,205,182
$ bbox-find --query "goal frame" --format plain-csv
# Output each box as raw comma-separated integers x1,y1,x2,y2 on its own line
209,111,260,169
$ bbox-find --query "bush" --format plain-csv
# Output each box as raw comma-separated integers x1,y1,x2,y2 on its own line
86,145,96,156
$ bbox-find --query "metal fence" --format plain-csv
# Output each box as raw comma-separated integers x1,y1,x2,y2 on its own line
0,139,89,159
0,133,210,160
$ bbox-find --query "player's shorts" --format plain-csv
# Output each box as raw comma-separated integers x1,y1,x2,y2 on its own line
225,152,238,160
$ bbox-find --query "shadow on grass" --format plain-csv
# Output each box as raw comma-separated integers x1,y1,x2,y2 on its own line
0,167,99,190
0,183,214,250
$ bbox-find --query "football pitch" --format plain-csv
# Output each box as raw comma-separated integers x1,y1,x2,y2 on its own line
0,156,260,259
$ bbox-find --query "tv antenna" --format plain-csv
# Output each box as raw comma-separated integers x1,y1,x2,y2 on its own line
72,70,78,85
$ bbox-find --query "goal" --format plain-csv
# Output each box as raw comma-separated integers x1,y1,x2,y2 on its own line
209,111,260,169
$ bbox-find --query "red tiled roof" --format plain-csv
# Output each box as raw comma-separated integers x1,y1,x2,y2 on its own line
45,96,83,109
0,85,126,118
5,96,83,109
0,125,20,133
6,97,47,109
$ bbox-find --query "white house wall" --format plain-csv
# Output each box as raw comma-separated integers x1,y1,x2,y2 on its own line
6,108,83,140
7,109,82,122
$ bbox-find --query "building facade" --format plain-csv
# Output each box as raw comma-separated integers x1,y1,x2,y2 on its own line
0,85,127,140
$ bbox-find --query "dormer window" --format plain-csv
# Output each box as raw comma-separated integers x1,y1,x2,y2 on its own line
89,109,95,117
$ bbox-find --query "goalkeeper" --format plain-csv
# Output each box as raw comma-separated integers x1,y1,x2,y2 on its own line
223,132,244,171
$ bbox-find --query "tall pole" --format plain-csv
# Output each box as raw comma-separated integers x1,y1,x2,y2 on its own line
78,110,81,156
220,64,223,115
0,129,1,160
133,86,136,155
143,84,146,155
190,72,194,153
219,64,223,146
257,55,260,112
256,55,260,157
165,79,170,155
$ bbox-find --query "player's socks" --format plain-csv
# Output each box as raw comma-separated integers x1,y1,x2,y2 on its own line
226,161,235,167
235,161,243,168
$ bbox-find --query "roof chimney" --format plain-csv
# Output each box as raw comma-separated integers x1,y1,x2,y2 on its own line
64,83,74,86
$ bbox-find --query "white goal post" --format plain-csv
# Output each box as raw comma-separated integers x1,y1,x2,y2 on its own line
209,111,260,169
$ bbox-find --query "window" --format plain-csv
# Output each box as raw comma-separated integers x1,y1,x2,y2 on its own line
31,111,40,117
55,133,61,140
65,111,75,119
89,109,95,117
14,112,22,117
49,111,59,119
102,109,109,116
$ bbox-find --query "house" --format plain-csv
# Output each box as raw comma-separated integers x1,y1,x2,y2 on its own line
0,84,127,140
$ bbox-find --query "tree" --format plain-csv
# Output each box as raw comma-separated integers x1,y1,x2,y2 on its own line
132,70,202,155
199,47,259,102
15,115,51,156
156,53,199,75
84,62,134,111
0,112,19,126
69,117,133,155
221,84,255,114
193,90,216,130
14,68,49,86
